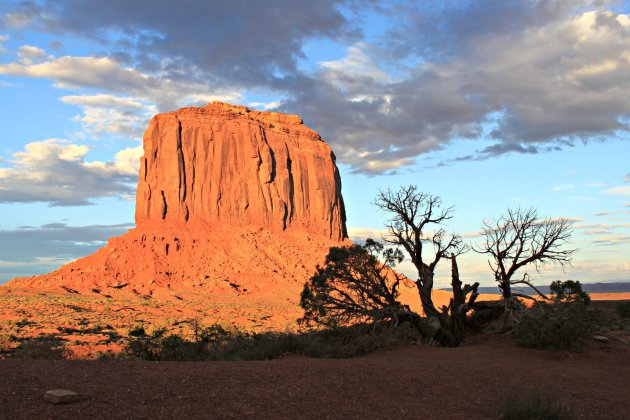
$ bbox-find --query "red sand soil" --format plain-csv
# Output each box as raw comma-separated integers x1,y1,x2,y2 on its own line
1,334,628,419
590,292,630,301
0,281,457,358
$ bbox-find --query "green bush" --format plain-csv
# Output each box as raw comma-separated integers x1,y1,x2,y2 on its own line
497,389,573,419
616,301,630,319
514,301,599,352
550,280,590,305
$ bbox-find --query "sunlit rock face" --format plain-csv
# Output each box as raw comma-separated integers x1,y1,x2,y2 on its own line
136,102,347,241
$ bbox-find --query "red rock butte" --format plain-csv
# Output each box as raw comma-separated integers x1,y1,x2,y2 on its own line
8,102,349,300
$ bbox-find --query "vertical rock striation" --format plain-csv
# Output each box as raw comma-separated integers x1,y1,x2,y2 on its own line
135,102,347,240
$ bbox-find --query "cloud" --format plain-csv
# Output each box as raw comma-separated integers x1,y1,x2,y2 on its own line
17,44,48,64
285,8,630,171
61,94,157,138
61,94,146,109
2,1,630,174
586,181,606,187
0,49,242,111
346,226,386,243
605,186,630,196
0,140,143,205
576,222,630,236
592,234,630,246
552,184,575,192
0,222,133,283
2,0,359,88
0,54,150,91
0,33,9,53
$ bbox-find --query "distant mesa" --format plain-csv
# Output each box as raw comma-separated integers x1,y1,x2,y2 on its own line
7,102,349,298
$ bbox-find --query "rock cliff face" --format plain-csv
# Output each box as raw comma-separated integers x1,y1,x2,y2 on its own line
6,103,349,311
136,102,347,240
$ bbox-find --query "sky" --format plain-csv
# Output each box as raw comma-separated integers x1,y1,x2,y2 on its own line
0,0,629,288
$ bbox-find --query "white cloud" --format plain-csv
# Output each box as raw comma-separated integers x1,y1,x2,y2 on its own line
320,45,390,90
586,181,606,187
0,54,150,91
0,51,241,112
604,186,630,196
592,234,630,246
83,145,143,176
60,94,157,138
346,226,387,243
552,184,575,192
0,139,141,205
17,44,48,64
247,101,282,111
0,34,8,53
61,94,146,109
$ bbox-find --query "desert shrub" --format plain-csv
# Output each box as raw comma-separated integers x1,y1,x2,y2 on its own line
156,334,190,361
300,240,416,329
0,332,17,353
12,335,66,360
550,280,590,305
616,301,630,319
203,331,296,361
125,328,177,361
204,322,422,360
299,322,422,358
128,323,147,337
125,321,423,361
514,301,599,352
497,389,573,420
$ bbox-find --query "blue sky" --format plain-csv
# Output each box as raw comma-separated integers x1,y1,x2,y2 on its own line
0,0,629,287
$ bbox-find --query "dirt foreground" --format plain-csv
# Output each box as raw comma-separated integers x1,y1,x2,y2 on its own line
1,334,628,419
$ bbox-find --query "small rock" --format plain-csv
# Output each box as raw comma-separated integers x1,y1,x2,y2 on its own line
593,335,609,343
44,389,80,404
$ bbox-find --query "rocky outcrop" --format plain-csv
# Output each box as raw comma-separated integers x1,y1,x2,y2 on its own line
6,103,349,305
136,102,347,240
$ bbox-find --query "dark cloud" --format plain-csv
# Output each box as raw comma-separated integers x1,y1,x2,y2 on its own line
386,0,614,59
3,0,360,88
2,0,629,174
286,4,630,170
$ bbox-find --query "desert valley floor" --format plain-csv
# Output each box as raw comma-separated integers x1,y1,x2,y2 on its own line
1,332,629,419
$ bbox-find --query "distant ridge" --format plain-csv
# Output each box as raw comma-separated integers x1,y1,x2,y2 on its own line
444,282,630,295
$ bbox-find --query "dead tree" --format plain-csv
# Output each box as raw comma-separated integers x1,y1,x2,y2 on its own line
374,185,478,346
478,207,577,300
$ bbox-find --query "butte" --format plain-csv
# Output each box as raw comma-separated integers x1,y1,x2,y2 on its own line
5,102,352,327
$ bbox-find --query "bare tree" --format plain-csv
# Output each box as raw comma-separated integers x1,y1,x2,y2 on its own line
374,185,478,345
478,207,577,300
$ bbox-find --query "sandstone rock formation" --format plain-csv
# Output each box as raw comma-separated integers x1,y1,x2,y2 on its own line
7,103,349,303
136,102,347,240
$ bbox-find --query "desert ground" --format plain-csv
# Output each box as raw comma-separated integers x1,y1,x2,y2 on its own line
1,332,629,419
1,286,629,419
